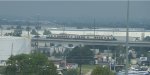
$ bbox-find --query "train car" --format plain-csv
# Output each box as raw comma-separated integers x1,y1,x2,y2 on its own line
45,34,116,41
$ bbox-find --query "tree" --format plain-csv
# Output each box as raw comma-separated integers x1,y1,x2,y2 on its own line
0,25,3,29
11,26,14,29
10,25,23,37
144,36,150,41
4,32,13,36
56,51,63,58
0,25,3,36
31,29,39,35
13,29,22,36
43,29,51,35
62,49,70,56
52,49,57,56
26,26,31,32
91,66,114,75
67,46,94,64
4,53,58,75
35,26,41,30
26,26,32,36
16,25,22,29
113,45,125,65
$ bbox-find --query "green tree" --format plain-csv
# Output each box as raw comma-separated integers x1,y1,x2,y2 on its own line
0,25,3,29
0,25,3,36
26,26,31,32
11,25,23,37
55,51,63,58
63,49,70,56
4,53,58,75
144,36,150,41
113,45,125,65
11,26,14,29
26,26,31,36
13,29,22,36
31,29,39,35
52,49,57,56
43,29,51,35
16,25,22,29
35,26,41,30
91,66,114,75
67,46,94,64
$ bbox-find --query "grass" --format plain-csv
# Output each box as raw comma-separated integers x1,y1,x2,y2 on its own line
79,65,98,75
0,66,6,74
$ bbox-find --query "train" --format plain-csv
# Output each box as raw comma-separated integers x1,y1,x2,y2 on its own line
45,34,117,41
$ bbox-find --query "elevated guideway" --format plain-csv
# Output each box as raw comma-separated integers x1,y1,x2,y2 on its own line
32,38,150,47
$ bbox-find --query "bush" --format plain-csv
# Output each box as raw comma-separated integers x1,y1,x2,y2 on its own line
3,53,58,75
91,66,114,75
62,69,78,75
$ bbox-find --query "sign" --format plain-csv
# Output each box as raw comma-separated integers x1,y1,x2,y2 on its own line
140,57,147,61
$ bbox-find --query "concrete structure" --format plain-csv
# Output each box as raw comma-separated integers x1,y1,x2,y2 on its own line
1,27,149,41
32,38,150,48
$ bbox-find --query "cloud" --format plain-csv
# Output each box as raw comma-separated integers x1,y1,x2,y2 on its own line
0,0,150,1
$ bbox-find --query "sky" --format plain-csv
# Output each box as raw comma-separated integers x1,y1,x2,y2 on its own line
0,0,150,1
0,1,150,23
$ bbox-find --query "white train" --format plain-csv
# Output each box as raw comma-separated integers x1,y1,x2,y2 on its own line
45,34,116,41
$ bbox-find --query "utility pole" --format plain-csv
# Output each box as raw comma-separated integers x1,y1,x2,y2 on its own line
114,50,116,71
79,64,82,75
10,42,14,74
11,43,13,56
0,25,2,36
36,14,40,51
79,46,82,75
94,18,96,37
27,24,30,38
65,55,66,69
93,18,96,54
0,28,2,36
125,0,130,75
63,24,65,34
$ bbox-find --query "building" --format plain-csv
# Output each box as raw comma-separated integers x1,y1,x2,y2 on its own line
0,36,31,66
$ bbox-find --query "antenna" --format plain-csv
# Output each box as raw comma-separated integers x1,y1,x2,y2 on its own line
125,0,130,75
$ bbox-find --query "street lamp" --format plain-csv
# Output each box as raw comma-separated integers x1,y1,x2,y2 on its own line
125,0,130,75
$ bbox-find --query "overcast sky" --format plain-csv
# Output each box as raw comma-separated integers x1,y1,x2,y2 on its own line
0,1,149,22
0,0,150,1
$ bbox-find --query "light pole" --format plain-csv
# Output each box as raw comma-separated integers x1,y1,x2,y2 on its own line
125,0,130,75
0,25,2,36
35,14,40,51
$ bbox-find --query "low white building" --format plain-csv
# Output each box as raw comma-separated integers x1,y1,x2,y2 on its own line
0,36,31,66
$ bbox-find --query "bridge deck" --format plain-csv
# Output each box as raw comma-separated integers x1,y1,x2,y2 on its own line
31,38,150,47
